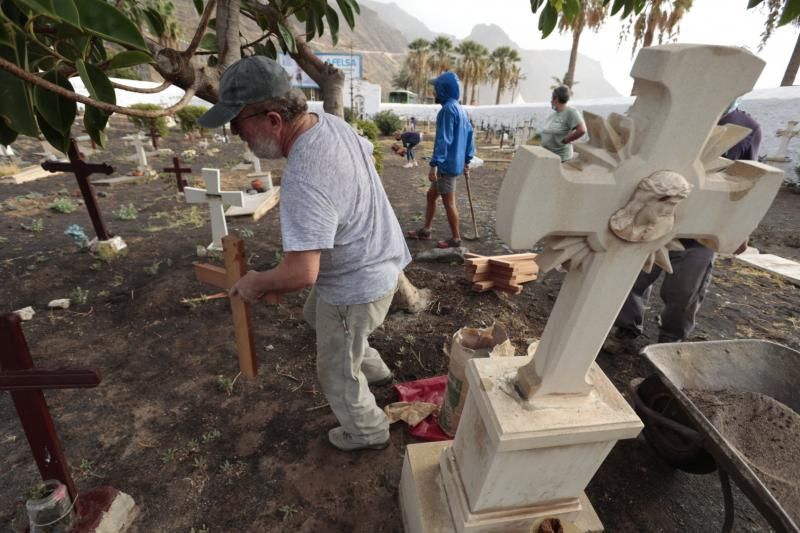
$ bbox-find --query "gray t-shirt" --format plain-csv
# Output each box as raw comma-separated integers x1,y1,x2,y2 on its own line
280,113,411,306
540,106,583,161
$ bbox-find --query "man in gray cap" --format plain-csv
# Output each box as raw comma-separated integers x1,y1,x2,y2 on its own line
198,56,411,451
540,85,586,162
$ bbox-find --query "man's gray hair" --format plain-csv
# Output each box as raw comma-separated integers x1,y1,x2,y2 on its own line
553,85,571,104
245,88,308,123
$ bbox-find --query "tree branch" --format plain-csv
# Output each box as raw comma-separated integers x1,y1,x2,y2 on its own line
0,56,197,118
110,79,173,94
216,0,242,69
184,0,217,57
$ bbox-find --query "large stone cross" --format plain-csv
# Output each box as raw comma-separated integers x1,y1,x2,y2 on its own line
184,168,244,251
497,44,785,398
766,120,799,162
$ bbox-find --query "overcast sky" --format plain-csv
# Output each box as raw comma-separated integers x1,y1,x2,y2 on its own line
367,0,799,95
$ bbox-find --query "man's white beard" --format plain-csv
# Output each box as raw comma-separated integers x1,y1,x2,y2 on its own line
249,136,283,159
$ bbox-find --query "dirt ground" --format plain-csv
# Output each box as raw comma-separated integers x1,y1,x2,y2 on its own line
1,117,799,532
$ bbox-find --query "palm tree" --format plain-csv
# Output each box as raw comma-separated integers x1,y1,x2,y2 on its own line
624,0,693,56
455,40,489,105
756,2,800,87
558,0,607,89
471,54,490,105
406,38,431,102
488,46,521,105
508,65,526,103
429,36,454,78
392,65,413,91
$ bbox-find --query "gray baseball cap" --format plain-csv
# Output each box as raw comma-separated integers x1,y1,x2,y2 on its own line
198,56,292,129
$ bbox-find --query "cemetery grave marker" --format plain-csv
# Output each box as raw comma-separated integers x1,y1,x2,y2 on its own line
184,168,244,250
41,139,113,241
163,156,192,192
765,120,799,162
400,44,786,533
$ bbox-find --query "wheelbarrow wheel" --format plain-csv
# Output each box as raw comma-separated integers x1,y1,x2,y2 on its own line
631,375,717,475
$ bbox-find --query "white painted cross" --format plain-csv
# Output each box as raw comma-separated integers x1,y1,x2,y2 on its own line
497,44,785,398
130,135,149,174
244,149,262,174
184,168,245,251
766,120,799,162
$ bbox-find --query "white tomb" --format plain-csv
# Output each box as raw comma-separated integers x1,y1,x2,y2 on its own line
184,168,245,250
400,44,785,533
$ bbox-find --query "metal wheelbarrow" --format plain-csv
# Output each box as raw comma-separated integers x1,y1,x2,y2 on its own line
630,339,800,533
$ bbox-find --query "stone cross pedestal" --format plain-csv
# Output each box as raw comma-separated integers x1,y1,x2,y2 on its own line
184,168,244,251
765,120,799,162
400,44,785,533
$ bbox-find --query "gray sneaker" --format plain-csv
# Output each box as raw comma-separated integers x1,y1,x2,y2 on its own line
328,427,390,451
367,371,394,387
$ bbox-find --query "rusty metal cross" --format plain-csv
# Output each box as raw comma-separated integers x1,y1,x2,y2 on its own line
42,139,114,241
0,313,101,505
497,45,785,398
163,156,192,192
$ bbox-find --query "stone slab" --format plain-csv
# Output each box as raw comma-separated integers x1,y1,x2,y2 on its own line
400,441,602,533
73,486,138,533
225,187,280,221
736,252,800,285
2,165,63,184
92,176,144,186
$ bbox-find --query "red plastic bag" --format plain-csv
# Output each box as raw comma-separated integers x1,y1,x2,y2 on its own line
393,375,451,441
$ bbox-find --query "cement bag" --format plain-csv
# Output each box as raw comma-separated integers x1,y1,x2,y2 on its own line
439,324,514,436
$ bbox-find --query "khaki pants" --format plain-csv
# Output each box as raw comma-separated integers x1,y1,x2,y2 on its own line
304,285,395,440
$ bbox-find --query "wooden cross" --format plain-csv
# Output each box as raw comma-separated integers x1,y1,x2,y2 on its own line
496,44,785,398
163,156,192,192
192,236,280,377
184,168,244,250
42,139,114,241
0,313,101,506
145,127,161,150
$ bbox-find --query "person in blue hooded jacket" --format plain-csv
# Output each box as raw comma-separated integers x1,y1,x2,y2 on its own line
406,71,475,249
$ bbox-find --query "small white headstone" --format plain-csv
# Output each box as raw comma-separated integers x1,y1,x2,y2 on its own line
184,168,245,250
766,120,799,162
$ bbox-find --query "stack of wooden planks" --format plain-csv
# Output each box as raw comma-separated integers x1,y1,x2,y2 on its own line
464,253,539,294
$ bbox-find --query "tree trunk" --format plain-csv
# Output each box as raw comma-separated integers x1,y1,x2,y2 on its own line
216,0,241,70
564,25,583,88
495,66,503,105
462,74,469,105
781,31,800,86
292,40,344,117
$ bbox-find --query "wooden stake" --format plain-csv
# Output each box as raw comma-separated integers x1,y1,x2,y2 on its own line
222,236,257,378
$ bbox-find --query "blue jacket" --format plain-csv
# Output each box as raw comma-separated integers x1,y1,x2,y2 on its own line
430,72,474,176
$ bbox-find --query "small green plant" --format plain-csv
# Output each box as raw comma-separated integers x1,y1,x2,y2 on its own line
28,482,50,500
374,110,403,136
114,203,138,220
185,439,200,454
144,261,161,276
215,373,240,395
237,227,255,238
127,103,169,139
343,106,356,124
75,458,96,478
71,286,90,305
201,428,222,443
279,504,299,522
403,334,416,344
20,219,44,232
192,456,208,470
190,524,209,533
49,197,78,213
160,447,177,464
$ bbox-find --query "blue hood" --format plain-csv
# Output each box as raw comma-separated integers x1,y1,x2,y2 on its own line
433,72,460,102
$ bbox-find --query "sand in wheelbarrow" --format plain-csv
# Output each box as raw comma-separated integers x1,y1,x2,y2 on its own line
685,389,800,523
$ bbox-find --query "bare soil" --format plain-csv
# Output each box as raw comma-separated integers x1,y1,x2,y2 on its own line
1,118,799,532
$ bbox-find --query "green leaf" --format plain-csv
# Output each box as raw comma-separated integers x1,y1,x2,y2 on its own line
75,60,115,104
336,0,355,28
610,0,627,16
747,0,763,8
72,0,147,50
83,121,106,148
325,5,339,45
108,50,152,70
0,119,18,146
538,2,558,38
51,0,80,28
33,70,76,135
199,32,217,51
778,0,800,25
277,22,297,54
305,17,316,39
264,38,277,59
349,0,360,15
530,0,545,12
143,7,165,38
0,45,38,137
562,0,580,22
314,11,325,39
36,109,70,153
193,0,204,16
0,23,13,47
12,0,57,18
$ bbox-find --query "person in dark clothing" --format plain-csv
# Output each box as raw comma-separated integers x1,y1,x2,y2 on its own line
405,71,474,249
397,130,421,168
609,102,761,346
